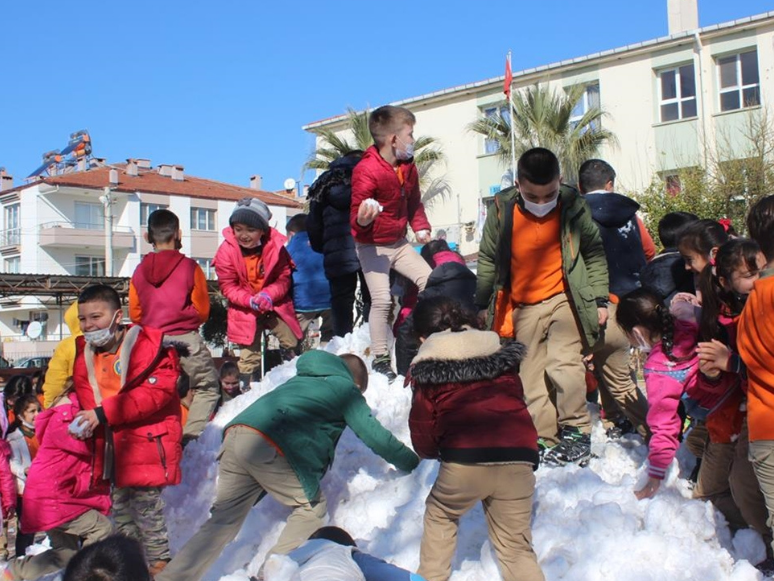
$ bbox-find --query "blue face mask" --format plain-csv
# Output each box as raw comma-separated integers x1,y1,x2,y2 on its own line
396,137,415,161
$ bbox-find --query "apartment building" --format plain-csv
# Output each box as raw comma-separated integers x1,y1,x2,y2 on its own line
304,2,773,255
0,160,300,359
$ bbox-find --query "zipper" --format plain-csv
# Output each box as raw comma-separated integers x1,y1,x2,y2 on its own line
153,434,169,480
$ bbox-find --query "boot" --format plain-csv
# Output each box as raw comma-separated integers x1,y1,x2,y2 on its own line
240,373,253,392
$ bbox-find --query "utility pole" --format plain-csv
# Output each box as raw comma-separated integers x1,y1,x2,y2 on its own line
102,186,114,277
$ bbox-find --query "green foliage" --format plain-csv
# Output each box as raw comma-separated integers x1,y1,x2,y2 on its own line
201,293,228,349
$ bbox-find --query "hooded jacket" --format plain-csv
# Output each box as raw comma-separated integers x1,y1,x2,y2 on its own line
225,350,418,500
214,227,303,345
350,146,431,245
584,192,647,298
130,250,209,334
21,392,111,533
408,328,539,467
640,249,695,306
42,302,83,408
0,440,16,528
307,155,362,279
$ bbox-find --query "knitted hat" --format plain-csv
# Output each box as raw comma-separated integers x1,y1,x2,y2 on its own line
230,197,272,231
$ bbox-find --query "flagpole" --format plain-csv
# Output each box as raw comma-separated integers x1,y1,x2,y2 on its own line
507,51,517,184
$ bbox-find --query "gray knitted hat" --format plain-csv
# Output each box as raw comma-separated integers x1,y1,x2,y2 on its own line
230,197,272,230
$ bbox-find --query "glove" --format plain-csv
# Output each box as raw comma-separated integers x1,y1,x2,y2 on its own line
250,292,273,312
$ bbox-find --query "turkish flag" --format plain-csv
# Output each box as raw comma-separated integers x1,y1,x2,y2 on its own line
503,55,513,99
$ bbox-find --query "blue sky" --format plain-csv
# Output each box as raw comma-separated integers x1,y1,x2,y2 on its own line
1,1,771,192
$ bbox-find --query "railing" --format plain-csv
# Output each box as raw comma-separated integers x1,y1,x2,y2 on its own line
0,228,20,247
38,221,134,233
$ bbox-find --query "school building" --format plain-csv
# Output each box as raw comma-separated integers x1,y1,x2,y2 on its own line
303,2,774,255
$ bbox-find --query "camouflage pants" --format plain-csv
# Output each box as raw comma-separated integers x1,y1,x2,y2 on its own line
112,486,170,563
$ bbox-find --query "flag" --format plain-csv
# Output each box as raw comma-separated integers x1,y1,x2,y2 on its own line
503,53,513,99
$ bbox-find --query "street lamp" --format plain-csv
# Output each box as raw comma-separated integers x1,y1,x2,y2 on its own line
99,186,116,277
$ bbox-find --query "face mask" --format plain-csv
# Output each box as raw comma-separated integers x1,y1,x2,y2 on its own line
84,312,121,348
523,197,558,217
633,328,652,353
22,420,35,430
395,137,414,161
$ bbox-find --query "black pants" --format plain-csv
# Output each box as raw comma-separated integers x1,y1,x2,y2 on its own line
329,271,370,338
15,496,34,558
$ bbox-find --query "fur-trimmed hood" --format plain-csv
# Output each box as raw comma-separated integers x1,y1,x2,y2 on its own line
410,328,526,385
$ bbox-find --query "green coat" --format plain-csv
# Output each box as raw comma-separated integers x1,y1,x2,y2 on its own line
475,184,609,351
225,350,419,500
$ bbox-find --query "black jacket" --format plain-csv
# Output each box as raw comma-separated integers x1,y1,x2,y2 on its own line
640,248,695,306
306,156,361,279
585,192,646,298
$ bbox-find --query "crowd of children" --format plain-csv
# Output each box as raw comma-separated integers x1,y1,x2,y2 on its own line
0,104,774,580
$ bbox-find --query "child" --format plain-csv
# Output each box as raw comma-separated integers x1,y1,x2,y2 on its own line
640,211,698,306
2,377,33,424
677,219,729,295
130,209,221,441
41,301,82,409
157,351,419,581
214,198,303,385
0,398,16,563
70,284,182,576
7,394,40,558
218,360,242,403
693,238,770,555
408,296,543,581
285,213,333,346
3,386,113,581
62,535,152,581
738,194,774,564
350,105,433,381
616,288,738,500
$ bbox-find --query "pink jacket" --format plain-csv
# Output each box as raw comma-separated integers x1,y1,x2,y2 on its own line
0,440,16,527
214,227,303,345
21,393,111,533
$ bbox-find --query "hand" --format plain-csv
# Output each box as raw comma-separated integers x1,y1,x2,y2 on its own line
598,307,608,327
357,201,380,227
698,357,722,380
672,292,701,307
697,339,731,373
635,477,661,500
477,309,489,326
3,506,14,520
415,229,431,244
73,410,100,439
250,292,273,313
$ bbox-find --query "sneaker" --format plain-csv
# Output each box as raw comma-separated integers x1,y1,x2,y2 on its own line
756,557,774,576
372,355,397,383
537,438,552,463
542,427,591,467
606,418,635,440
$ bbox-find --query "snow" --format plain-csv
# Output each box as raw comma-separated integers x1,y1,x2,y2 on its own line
31,324,769,580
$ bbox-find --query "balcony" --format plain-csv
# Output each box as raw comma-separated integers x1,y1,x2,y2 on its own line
38,221,136,249
0,228,21,249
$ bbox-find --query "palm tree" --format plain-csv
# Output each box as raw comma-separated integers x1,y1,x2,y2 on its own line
467,83,618,184
306,108,449,205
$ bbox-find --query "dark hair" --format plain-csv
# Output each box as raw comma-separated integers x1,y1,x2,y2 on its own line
10,394,39,432
78,285,122,312
147,209,180,245
63,535,152,581
3,375,33,407
308,526,357,547
748,195,774,262
677,219,729,258
219,361,239,379
578,159,616,193
616,288,686,362
658,211,699,248
339,354,368,392
420,239,452,268
413,296,480,338
286,213,308,234
517,148,560,186
369,105,416,147
698,238,762,342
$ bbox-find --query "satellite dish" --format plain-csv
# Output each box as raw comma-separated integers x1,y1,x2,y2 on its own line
26,321,42,340
283,178,296,191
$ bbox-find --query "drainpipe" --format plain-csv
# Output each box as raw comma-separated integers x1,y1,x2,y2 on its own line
693,31,709,167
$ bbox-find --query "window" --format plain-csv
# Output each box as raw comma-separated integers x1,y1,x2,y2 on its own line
658,64,697,122
194,257,215,279
4,256,19,274
75,256,105,277
191,208,216,231
74,202,103,230
717,50,760,112
569,83,601,130
3,204,20,246
482,106,510,155
664,174,682,196
140,203,168,226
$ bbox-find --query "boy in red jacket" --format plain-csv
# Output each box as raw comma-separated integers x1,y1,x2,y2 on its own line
350,105,432,381
129,209,220,442
214,198,302,384
71,285,182,577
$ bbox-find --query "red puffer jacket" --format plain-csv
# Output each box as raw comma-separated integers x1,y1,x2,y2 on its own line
73,326,182,488
0,440,16,526
408,328,539,468
350,146,431,245
214,227,303,345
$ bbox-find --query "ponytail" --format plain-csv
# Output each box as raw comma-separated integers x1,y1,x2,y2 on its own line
413,296,480,339
697,263,722,343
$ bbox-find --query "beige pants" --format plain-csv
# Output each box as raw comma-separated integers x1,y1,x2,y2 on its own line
593,303,649,438
297,310,333,342
749,438,774,558
157,426,327,581
513,293,591,444
8,509,113,580
238,314,299,375
357,239,431,356
419,462,544,581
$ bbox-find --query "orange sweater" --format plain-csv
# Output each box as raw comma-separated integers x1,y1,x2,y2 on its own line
737,271,774,441
509,205,565,305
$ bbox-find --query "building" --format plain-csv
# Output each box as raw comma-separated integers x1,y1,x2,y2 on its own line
0,159,300,361
303,2,773,255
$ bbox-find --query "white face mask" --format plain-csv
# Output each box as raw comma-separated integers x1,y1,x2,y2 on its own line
84,312,121,348
395,137,414,161
633,328,652,353
523,197,558,217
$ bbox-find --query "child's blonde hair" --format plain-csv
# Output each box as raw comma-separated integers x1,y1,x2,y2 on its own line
369,105,416,147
